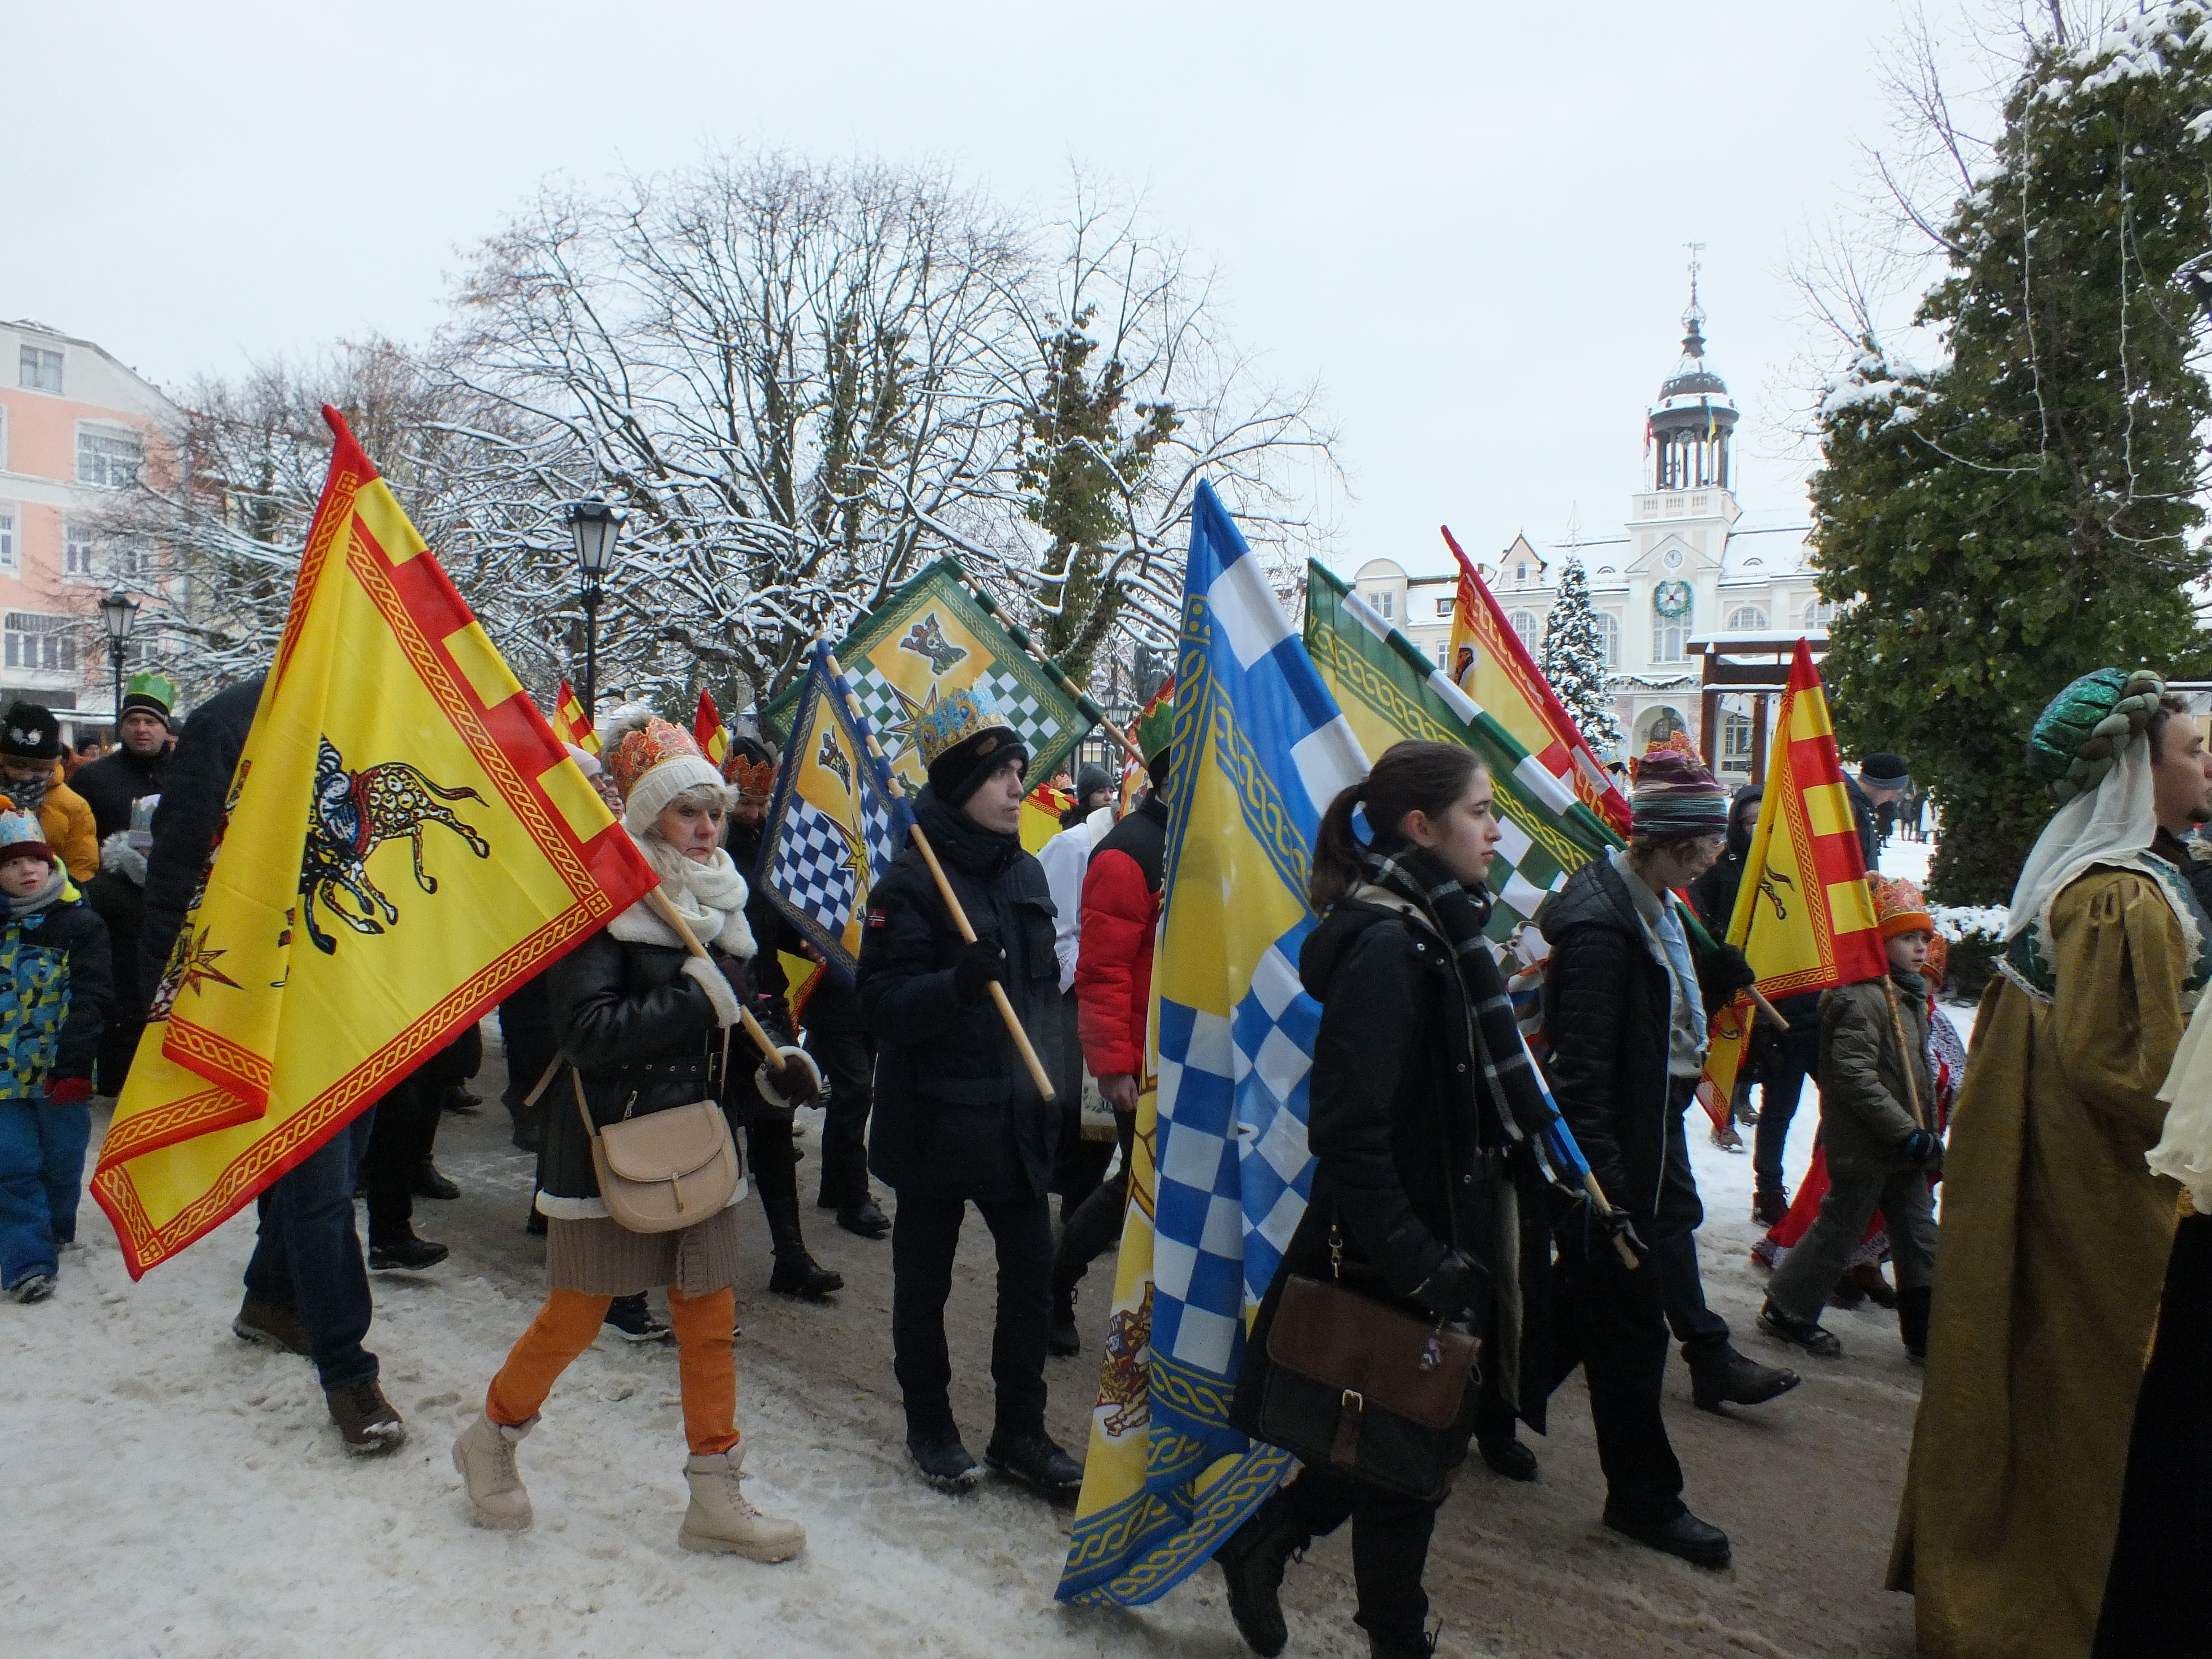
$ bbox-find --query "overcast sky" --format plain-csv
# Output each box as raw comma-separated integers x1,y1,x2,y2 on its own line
8,0,1960,577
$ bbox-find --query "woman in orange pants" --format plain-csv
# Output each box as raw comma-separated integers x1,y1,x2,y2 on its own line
454,713,817,1560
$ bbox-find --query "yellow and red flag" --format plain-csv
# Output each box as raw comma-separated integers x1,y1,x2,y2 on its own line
1021,780,1075,854
692,688,729,769
1695,638,1884,1129
554,678,598,755
1441,527,1631,835
92,408,660,1277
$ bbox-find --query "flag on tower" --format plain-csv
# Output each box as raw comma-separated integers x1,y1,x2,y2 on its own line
1695,639,1885,1129
92,409,660,1277
692,688,729,768
553,678,598,755
1440,528,1631,833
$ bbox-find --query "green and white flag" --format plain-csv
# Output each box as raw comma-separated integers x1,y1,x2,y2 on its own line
1303,561,1622,939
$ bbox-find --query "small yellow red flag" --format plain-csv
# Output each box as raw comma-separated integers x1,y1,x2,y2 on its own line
554,679,599,755
92,409,660,1277
693,688,729,768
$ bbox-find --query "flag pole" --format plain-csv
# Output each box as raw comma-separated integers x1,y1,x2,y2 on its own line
818,641,1058,1102
643,887,790,1075
953,583,1145,766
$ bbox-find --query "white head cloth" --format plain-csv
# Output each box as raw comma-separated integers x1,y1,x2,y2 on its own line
2152,998,2212,1209
2005,732,2162,943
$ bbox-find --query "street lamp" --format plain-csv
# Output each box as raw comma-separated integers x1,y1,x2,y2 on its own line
564,500,624,723
98,585,141,740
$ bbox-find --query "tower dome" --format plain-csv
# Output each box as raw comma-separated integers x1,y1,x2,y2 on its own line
1647,252,1738,491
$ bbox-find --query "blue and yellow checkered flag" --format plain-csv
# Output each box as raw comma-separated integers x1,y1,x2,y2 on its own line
1057,481,1366,1606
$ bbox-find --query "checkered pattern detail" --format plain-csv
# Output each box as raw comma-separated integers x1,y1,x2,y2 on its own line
852,662,1073,775
768,799,860,933
1149,926,1322,1382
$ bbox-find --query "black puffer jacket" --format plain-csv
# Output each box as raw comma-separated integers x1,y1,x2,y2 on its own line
534,926,752,1205
72,745,168,843
856,789,1062,1199
139,678,262,993
1233,898,1556,1439
1540,854,1736,1238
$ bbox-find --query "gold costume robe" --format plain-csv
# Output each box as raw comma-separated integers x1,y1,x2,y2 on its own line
1890,866,2197,1658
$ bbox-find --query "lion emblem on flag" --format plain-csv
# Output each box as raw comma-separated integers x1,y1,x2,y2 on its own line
297,737,491,954
898,612,967,675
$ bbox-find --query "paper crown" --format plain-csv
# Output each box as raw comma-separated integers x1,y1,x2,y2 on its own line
1135,677,1176,765
606,717,706,801
1872,875,1935,941
0,812,51,864
914,687,1013,771
121,673,178,717
2027,667,2166,804
721,735,779,801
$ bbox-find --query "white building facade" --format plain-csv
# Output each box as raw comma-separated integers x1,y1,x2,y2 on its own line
1352,279,1828,780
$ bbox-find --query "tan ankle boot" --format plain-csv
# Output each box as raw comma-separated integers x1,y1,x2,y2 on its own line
452,1412,535,1529
678,1443,805,1562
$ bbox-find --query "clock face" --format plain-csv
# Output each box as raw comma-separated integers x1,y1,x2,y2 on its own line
1663,548,1684,570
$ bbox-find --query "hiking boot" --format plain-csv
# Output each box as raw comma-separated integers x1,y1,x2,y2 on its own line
452,1412,534,1529
1603,1505,1731,1570
603,1293,672,1342
1757,1298,1843,1358
1214,1491,1308,1657
679,1443,805,1562
233,1294,313,1358
767,1252,842,1300
326,1379,407,1455
833,1198,890,1239
1751,1187,1790,1228
984,1427,1082,1498
907,1425,983,1493
1898,1284,1933,1364
1047,1287,1081,1357
410,1160,460,1201
368,1235,449,1272
8,1272,55,1304
1691,1348,1802,1412
1368,1629,1441,1659
1849,1262,1899,1309
441,1085,481,1115
1478,1433,1540,1481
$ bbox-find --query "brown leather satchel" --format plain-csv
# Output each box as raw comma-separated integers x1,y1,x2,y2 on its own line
572,1073,740,1235
1257,1229,1482,1502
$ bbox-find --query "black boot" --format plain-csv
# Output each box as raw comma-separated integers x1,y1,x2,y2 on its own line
753,1117,842,1300
1047,1284,1080,1357
1898,1283,1932,1364
1478,1432,1539,1481
1214,1492,1308,1657
1367,1629,1439,1659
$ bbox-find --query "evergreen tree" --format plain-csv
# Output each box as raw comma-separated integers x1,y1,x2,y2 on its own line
1810,4,2212,902
1542,556,1622,752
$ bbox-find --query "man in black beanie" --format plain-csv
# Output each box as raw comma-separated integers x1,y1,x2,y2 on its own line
1848,751,1911,870
855,688,1080,1500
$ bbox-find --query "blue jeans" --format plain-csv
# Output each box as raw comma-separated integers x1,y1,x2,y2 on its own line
0,1094,94,1288
242,1109,379,1391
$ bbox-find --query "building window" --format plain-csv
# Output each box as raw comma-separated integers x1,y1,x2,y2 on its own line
1369,590,1393,619
18,346,62,394
1435,641,1451,669
1437,595,1454,619
1722,711,1755,767
1595,611,1620,673
77,426,144,489
1726,605,1769,631
1804,596,1837,628
64,520,97,579
1507,610,1543,651
0,506,13,572
3,613,77,673
1653,582,1694,663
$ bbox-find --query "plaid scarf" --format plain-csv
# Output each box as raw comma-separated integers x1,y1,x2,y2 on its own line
1357,845,1567,1172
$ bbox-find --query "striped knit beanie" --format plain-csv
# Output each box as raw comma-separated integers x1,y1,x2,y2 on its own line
1630,748,1730,839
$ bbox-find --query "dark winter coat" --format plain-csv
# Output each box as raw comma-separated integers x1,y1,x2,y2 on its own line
726,816,803,1021
856,789,1062,1200
0,888,113,1096
498,970,558,1152
1816,971,1934,1182
534,925,753,1205
1540,854,1737,1237
1688,785,1762,939
71,745,168,843
1073,794,1166,1080
1844,772,1882,870
1231,898,1556,1440
139,678,262,994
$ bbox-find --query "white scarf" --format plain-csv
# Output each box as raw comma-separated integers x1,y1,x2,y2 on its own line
2152,999,2212,1209
607,833,756,960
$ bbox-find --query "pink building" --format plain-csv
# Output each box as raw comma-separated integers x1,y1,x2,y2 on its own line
0,319,176,740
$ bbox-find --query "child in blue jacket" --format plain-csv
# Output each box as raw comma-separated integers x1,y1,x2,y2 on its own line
0,811,113,1302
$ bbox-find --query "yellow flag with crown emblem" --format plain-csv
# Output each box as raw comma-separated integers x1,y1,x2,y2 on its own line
91,409,660,1277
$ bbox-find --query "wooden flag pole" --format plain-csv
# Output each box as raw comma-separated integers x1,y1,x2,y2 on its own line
1579,1172,1641,1270
644,886,788,1075
818,643,1058,1102
955,583,1145,767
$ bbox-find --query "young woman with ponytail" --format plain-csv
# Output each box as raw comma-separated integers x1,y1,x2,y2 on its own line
1216,741,1563,1659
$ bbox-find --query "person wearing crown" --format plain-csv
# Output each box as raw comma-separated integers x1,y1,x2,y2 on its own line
855,687,1082,1499
1891,668,2212,1659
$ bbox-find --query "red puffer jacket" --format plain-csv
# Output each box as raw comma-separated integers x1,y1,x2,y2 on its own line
1074,796,1167,1078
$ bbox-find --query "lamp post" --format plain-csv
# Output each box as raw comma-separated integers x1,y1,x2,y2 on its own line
564,500,624,723
98,585,141,741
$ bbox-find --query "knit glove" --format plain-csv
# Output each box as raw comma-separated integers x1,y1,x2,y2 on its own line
1899,1128,1944,1171
1592,1200,1650,1264
45,1077,92,1106
1706,942,1759,1001
953,938,1007,1004
1413,1249,1489,1324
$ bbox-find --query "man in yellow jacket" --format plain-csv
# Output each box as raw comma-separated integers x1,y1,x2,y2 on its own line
0,703,97,883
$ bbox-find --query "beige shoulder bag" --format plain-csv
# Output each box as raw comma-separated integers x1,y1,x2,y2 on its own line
571,1064,739,1235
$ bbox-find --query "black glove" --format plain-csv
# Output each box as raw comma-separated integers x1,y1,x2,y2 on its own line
1899,1128,1943,1170
1707,942,1759,1001
952,938,1007,1004
1593,1201,1650,1264
1414,1249,1489,1324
